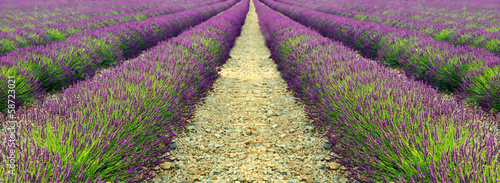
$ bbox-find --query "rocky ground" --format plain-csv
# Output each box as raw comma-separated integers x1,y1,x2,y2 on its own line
148,1,349,182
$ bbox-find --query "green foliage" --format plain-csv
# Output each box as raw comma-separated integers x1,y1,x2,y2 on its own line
133,14,148,21
0,69,38,113
0,38,16,54
48,29,67,40
433,28,454,41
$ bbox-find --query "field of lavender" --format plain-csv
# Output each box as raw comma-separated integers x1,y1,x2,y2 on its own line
256,0,499,182
1,0,247,182
275,0,500,57
0,0,499,182
0,0,237,113
261,0,500,114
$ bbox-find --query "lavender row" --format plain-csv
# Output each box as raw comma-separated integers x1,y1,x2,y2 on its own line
275,0,500,31
255,0,500,182
351,1,500,25
300,0,500,27
0,0,119,11
0,0,150,28
0,0,225,56
0,0,239,114
0,0,247,182
300,0,499,32
261,0,500,113
275,0,500,56
0,0,168,16
0,0,208,32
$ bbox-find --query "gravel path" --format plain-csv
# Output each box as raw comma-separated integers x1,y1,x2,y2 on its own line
150,1,349,182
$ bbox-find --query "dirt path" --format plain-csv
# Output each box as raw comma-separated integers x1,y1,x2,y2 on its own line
150,1,348,182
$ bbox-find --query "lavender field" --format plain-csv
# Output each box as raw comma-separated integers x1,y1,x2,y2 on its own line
0,0,499,182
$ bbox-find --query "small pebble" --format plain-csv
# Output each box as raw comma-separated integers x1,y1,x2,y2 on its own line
328,162,342,170
322,141,331,149
159,162,172,170
169,141,178,149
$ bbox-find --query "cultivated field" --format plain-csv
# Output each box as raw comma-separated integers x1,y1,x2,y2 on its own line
0,0,499,182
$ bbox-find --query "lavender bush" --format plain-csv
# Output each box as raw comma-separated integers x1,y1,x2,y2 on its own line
0,0,239,114
261,0,500,113
0,0,248,181
255,0,500,182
